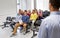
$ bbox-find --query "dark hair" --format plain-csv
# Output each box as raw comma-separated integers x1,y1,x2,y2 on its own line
33,10,35,12
24,10,27,12
49,0,60,9
19,9,21,11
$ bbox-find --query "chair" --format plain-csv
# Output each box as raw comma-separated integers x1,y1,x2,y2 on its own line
2,16,12,29
43,10,50,18
12,17,16,20
31,17,43,38
24,21,31,35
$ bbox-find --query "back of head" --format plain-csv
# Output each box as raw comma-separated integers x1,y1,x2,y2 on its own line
49,0,60,9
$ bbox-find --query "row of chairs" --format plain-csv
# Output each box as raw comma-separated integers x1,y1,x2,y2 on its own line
31,10,50,38
2,17,15,29
2,10,50,38
2,16,42,35
2,16,31,34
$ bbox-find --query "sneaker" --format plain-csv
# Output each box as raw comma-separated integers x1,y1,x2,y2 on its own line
23,32,26,35
2,27,5,29
10,34,16,37
20,29,25,33
26,31,30,33
11,30,14,32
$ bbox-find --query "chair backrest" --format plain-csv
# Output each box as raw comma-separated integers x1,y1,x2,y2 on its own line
6,17,12,21
43,11,50,18
12,17,16,20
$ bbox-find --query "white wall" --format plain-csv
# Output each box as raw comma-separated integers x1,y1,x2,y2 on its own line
36,0,49,11
19,0,34,10
26,0,34,10
19,0,49,11
36,0,43,10
20,0,27,10
17,0,20,13
0,0,16,25
43,0,49,11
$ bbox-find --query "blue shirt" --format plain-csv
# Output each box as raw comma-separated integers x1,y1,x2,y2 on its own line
38,11,60,38
22,15,29,23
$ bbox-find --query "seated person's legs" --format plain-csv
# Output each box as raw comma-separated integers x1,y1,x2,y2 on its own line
23,23,27,31
12,22,23,35
10,22,16,30
10,9,23,37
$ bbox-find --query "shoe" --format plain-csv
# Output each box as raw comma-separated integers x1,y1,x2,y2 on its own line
10,34,16,37
26,31,30,33
23,32,26,35
23,31,30,35
20,30,23,33
2,27,5,29
23,30,27,35
20,29,25,33
12,30,14,32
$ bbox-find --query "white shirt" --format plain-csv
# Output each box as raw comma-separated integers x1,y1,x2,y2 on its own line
38,11,60,38
15,14,22,22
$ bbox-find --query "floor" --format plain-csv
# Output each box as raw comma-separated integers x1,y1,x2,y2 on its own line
0,25,38,38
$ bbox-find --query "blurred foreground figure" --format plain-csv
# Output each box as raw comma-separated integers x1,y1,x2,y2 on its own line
38,0,60,38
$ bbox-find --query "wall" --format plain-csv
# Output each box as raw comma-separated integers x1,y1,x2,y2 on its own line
36,0,49,11
26,0,34,10
36,0,43,10
0,0,16,25
20,0,27,10
19,0,34,10
43,0,49,11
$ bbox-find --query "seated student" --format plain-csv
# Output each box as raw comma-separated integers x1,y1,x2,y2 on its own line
22,10,30,33
38,9,43,17
30,9,38,22
38,9,44,20
10,10,29,37
29,10,38,29
10,9,23,30
34,9,43,26
27,10,31,17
